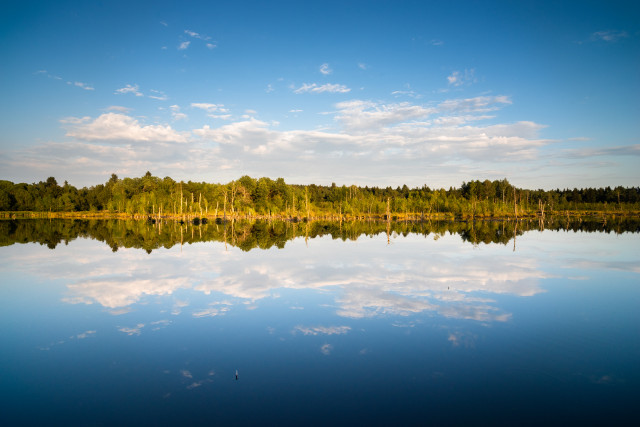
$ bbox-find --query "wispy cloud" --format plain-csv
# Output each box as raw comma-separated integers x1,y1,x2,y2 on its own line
358,63,367,70
34,69,62,80
294,83,351,94
183,29,216,49
36,70,94,91
148,89,168,101
562,144,640,159
430,39,444,46
591,30,628,42
72,81,94,91
106,105,131,113
391,89,421,99
319,63,332,75
115,84,143,97
265,84,274,93
185,29,212,41
170,105,187,121
437,95,511,113
191,103,229,114
447,69,476,87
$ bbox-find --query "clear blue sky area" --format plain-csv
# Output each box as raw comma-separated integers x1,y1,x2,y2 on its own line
1,0,638,189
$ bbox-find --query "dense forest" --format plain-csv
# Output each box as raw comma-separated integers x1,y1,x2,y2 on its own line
2,217,638,253
1,172,639,219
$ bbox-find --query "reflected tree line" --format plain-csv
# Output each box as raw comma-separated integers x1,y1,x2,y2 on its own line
1,217,638,253
1,173,639,220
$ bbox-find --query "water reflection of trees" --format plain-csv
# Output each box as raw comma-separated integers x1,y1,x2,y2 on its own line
1,217,639,252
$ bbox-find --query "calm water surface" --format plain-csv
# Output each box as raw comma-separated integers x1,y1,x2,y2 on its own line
1,220,638,425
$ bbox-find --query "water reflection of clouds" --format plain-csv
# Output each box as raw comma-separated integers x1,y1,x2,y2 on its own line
9,234,555,323
320,343,333,355
293,325,351,335
118,323,145,336
64,277,193,308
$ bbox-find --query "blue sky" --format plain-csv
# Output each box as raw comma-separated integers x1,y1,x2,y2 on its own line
1,0,638,189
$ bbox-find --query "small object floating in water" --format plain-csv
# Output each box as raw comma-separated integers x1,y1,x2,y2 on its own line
235,370,239,380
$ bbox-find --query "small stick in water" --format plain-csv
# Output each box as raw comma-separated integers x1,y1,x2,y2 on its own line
235,370,238,380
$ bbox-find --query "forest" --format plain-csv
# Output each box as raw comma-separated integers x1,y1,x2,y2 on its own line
1,172,639,219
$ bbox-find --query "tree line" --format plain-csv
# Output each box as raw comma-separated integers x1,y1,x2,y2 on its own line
1,172,639,219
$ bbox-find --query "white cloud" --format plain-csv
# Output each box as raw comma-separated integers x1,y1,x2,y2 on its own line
59,116,91,125
591,30,628,42
289,109,303,113
185,95,554,186
447,69,476,87
34,70,62,80
183,29,216,49
437,95,511,113
265,84,274,93
115,84,143,97
191,103,227,113
62,113,190,143
148,89,168,101
37,71,94,91
208,114,232,120
358,63,367,70
5,89,634,189
185,29,212,41
73,81,94,91
335,100,435,131
294,83,351,94
319,63,332,75
106,106,131,113
391,90,419,98
170,105,187,121
430,39,444,46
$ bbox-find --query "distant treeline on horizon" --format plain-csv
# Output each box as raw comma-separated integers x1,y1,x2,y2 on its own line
1,172,639,218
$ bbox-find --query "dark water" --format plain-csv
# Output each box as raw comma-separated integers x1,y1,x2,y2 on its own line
1,220,638,425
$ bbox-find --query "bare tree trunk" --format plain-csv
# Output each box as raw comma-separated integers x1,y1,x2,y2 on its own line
386,197,391,221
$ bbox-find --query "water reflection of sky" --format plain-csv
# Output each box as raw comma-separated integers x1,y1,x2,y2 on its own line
1,229,638,425
4,233,553,320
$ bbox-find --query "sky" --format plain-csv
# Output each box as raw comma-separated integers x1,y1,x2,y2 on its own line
1,0,638,190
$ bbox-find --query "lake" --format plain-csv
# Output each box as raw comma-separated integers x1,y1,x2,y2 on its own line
1,219,638,425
